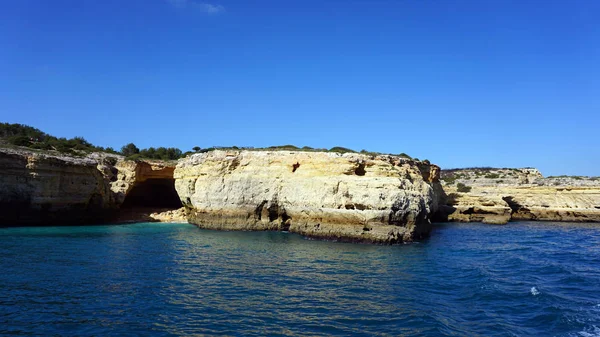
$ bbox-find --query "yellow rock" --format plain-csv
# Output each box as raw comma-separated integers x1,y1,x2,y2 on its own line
175,150,442,243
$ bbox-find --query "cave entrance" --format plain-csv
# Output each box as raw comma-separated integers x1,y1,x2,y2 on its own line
121,178,183,209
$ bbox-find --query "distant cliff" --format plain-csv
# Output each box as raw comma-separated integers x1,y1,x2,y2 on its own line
175,150,442,243
437,168,600,224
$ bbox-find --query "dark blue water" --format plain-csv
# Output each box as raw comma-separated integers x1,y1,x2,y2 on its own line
1,222,599,336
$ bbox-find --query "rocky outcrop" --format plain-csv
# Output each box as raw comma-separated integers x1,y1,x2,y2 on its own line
0,148,178,226
0,148,119,225
438,168,600,224
175,150,442,243
109,159,176,205
149,207,189,223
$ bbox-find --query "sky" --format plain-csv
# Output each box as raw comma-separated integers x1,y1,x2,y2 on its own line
0,0,598,176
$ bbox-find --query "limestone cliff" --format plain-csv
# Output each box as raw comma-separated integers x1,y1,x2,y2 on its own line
109,159,176,205
438,168,600,224
0,148,118,225
0,148,177,225
175,150,442,243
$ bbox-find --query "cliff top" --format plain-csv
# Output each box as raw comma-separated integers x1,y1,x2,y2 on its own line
193,145,416,159
0,142,183,167
0,145,119,165
178,149,434,167
441,167,600,188
2,123,421,164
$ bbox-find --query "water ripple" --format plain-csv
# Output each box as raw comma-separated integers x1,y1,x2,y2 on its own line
0,221,599,336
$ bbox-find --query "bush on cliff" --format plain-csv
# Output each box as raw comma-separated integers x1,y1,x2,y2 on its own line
2,123,420,163
1,123,108,154
7,135,31,147
122,145,184,161
456,183,472,193
121,143,140,157
268,145,300,151
329,146,356,153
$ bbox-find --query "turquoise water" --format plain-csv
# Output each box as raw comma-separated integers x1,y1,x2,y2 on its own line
1,222,599,336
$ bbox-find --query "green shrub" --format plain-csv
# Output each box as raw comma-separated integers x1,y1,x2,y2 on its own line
268,144,300,151
456,183,472,193
8,135,31,146
120,143,140,157
30,142,52,150
1,123,108,154
329,146,356,153
360,149,381,156
104,147,118,154
126,154,142,161
442,177,457,184
485,173,500,179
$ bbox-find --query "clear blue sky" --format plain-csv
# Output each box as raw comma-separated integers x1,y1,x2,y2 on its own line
1,0,598,176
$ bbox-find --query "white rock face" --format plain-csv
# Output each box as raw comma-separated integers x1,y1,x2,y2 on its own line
175,150,442,243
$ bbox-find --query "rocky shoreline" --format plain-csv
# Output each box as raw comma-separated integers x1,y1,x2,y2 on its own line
1,147,599,243
438,168,600,224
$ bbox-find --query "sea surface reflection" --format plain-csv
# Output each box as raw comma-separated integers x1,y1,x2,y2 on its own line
0,222,599,336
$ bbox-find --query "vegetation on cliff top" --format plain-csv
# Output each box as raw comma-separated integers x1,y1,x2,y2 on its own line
456,183,472,193
195,144,414,159
0,122,117,155
0,123,186,160
1,123,417,161
441,167,535,184
120,143,184,161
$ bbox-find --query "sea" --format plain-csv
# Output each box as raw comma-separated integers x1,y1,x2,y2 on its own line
0,221,599,336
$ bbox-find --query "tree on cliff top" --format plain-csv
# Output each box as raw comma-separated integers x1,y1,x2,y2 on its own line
120,143,140,157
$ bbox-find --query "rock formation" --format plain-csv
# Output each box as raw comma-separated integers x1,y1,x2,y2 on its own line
175,150,442,243
0,148,118,225
109,159,176,205
0,148,178,225
3,144,598,240
438,168,600,224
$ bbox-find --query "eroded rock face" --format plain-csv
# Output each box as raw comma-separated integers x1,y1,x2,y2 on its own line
175,150,442,243
0,148,178,226
0,149,117,225
110,160,176,205
439,168,600,224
